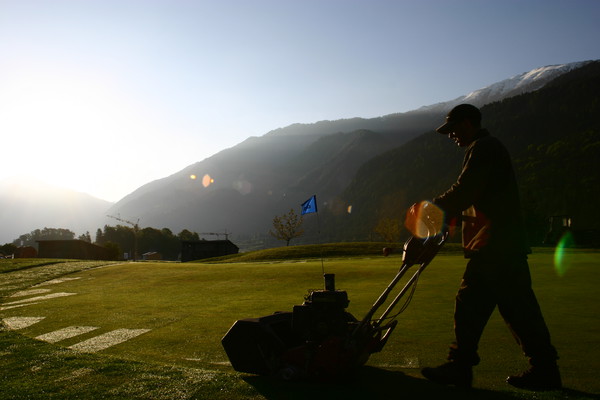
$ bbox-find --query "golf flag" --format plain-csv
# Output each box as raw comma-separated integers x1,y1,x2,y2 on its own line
301,195,318,215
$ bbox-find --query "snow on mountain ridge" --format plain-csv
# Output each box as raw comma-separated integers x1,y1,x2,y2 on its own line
467,61,588,99
418,60,592,113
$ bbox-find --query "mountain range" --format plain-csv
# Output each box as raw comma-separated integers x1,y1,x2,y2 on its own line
1,60,598,248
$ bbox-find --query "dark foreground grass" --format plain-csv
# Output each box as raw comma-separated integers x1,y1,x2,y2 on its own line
0,250,598,400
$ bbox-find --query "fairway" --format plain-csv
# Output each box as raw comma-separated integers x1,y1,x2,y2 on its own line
2,258,415,371
1,251,599,399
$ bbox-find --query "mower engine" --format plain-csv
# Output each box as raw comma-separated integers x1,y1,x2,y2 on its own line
292,275,352,343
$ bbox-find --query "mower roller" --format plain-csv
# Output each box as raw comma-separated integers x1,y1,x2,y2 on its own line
221,228,447,381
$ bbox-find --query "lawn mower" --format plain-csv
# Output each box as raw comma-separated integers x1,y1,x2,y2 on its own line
222,202,447,381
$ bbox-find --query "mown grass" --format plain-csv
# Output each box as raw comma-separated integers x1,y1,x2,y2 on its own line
0,248,598,400
203,241,466,263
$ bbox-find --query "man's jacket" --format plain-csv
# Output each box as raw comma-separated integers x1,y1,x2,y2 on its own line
433,129,531,257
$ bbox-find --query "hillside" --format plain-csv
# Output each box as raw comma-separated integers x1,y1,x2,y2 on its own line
336,61,600,245
107,111,442,243
105,61,598,249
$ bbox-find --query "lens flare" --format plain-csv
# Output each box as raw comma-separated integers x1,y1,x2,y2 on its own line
554,231,575,277
189,174,197,180
232,180,252,195
347,205,352,214
404,201,445,239
202,174,214,188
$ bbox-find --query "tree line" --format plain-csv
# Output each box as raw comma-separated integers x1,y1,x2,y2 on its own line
2,226,201,261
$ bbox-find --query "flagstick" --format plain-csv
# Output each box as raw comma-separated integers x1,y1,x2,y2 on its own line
301,195,326,285
316,210,325,276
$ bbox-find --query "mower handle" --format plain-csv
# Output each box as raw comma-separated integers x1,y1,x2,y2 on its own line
352,231,447,339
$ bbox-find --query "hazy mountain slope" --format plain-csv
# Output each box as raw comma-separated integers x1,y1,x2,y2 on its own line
107,115,439,237
108,133,328,231
336,61,600,244
0,178,112,244
290,130,393,197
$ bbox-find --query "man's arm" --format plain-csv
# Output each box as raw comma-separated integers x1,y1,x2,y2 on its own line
433,139,494,218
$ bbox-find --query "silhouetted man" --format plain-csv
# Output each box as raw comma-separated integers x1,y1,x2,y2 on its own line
419,104,561,390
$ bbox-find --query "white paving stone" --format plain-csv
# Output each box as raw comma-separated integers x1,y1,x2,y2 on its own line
36,326,99,343
3,292,76,305
36,277,81,286
2,316,45,330
9,288,52,298
0,302,41,311
69,328,151,353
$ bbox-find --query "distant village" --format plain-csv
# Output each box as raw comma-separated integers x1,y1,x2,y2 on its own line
0,227,239,262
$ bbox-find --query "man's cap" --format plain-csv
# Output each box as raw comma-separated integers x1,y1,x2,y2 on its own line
436,104,481,134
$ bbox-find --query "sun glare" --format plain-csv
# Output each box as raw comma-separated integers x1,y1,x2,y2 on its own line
0,68,163,201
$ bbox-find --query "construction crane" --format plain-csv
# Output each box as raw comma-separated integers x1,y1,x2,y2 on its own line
200,231,231,240
106,214,140,261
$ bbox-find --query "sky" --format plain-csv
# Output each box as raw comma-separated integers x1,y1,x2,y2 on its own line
1,0,599,203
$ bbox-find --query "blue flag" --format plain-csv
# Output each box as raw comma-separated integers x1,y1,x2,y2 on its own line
301,195,318,215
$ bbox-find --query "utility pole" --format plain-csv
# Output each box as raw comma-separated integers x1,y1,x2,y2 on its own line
106,214,140,261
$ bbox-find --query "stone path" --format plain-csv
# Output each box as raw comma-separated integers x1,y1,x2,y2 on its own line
1,277,150,353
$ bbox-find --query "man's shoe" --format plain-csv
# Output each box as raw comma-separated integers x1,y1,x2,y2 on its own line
506,364,562,391
421,361,473,388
